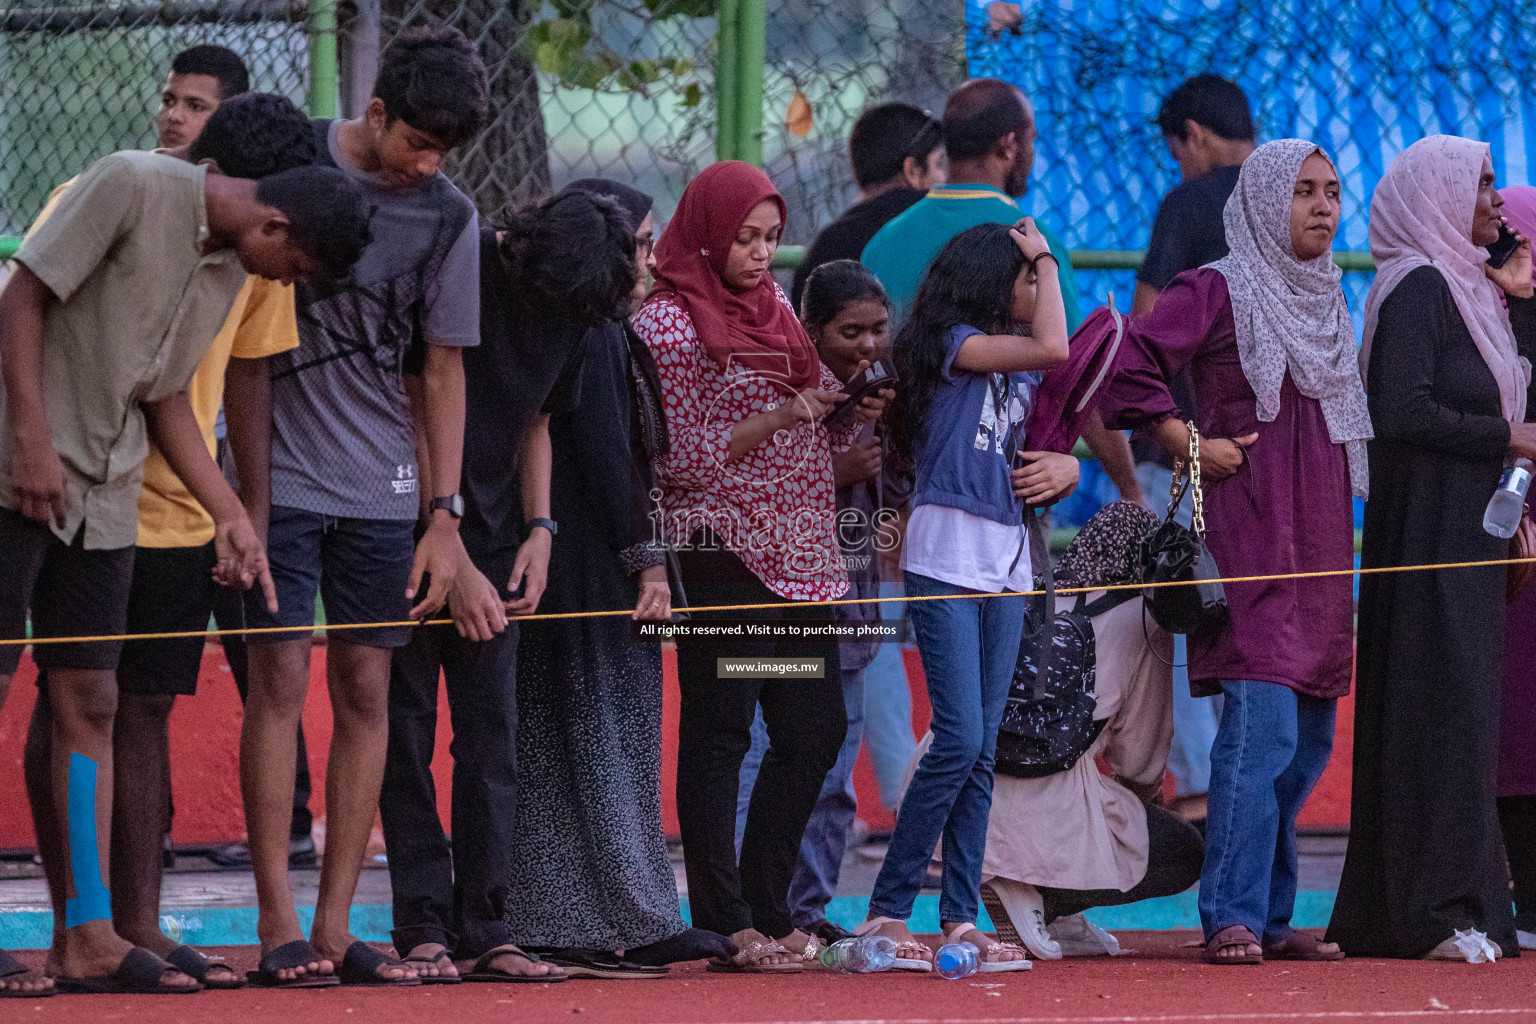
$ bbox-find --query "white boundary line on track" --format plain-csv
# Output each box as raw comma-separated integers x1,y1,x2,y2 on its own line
700,1010,1536,1024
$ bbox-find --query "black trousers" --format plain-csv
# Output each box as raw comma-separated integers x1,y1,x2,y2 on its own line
674,539,846,939
1499,795,1536,932
380,602,520,958
213,584,313,839
1039,803,1206,922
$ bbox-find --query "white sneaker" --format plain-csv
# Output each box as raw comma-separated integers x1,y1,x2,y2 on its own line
981,879,1061,960
1517,929,1536,951
1047,913,1122,956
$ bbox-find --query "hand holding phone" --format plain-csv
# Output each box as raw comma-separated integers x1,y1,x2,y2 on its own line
824,359,898,428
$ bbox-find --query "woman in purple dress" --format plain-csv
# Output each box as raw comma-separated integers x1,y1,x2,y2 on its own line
1101,139,1369,964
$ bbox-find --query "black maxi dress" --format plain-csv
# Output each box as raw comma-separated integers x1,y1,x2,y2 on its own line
1328,266,1535,958
503,319,687,951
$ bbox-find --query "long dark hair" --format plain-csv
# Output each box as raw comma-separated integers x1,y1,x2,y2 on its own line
498,191,638,324
892,221,1027,460
800,259,887,336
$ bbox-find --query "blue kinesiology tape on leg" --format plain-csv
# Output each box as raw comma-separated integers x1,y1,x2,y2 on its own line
64,752,111,927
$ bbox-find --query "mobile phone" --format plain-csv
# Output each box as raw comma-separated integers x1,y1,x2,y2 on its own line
823,359,898,427
1487,220,1523,270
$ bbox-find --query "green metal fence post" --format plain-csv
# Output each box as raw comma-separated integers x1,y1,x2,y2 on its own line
734,0,766,166
308,0,339,119
715,0,740,162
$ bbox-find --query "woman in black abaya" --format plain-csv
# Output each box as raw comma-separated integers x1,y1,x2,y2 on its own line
1328,136,1536,961
504,180,734,974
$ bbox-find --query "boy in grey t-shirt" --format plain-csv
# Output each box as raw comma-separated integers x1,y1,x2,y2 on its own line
238,26,488,988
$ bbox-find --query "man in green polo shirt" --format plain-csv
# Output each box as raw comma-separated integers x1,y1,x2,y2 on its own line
862,77,1141,510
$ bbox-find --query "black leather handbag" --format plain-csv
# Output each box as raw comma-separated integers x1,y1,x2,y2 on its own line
995,513,1129,778
1139,423,1228,636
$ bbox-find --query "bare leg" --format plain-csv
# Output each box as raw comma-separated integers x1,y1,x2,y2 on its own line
108,692,174,955
2,671,53,996
309,641,409,982
34,667,193,986
22,690,66,973
241,639,330,982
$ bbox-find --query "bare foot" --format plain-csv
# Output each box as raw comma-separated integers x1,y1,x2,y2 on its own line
861,918,934,964
729,928,797,968
403,942,459,982
0,961,54,997
61,926,196,991
259,933,334,983
774,929,817,958
943,921,1027,963
468,944,565,979
1218,941,1263,959
316,934,412,983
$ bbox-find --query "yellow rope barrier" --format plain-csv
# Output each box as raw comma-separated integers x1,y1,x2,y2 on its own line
3,553,1532,648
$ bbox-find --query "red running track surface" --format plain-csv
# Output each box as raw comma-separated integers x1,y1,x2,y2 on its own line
3,933,1532,1024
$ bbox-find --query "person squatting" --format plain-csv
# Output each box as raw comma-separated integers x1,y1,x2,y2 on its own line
0,30,1532,999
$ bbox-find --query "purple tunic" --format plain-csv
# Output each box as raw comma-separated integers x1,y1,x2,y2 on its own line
1100,269,1355,699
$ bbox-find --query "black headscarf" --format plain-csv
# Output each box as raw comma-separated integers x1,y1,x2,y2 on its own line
562,177,654,231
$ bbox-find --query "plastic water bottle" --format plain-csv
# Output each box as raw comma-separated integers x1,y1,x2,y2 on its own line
818,936,897,973
933,942,979,980
1484,458,1533,538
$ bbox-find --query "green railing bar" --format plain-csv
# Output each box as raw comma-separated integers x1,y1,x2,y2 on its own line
734,0,766,167
307,0,338,119
0,237,18,261
714,0,740,162
772,244,1378,273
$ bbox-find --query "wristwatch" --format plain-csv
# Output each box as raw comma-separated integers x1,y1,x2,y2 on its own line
526,517,558,538
430,495,465,519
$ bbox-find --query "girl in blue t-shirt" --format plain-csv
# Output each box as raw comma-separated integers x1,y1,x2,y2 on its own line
855,218,1078,970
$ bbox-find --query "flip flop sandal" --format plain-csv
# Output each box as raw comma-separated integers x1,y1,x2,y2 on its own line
1202,925,1264,965
945,923,1032,973
853,917,933,972
401,948,462,985
247,939,340,988
0,949,54,998
462,945,568,984
706,940,804,974
540,949,670,980
338,941,421,987
165,945,246,990
1262,932,1344,962
54,946,202,995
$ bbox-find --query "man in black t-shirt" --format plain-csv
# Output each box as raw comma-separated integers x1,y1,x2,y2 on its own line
789,103,946,308
1134,73,1255,822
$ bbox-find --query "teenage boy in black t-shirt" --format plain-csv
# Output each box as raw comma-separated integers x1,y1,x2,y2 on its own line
789,103,947,308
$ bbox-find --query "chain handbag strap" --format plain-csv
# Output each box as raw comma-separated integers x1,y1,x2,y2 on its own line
1167,421,1207,536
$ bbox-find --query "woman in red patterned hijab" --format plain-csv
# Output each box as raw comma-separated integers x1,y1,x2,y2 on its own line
647,160,822,392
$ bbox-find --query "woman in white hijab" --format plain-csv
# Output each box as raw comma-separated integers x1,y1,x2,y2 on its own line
1098,138,1366,965
1328,135,1536,962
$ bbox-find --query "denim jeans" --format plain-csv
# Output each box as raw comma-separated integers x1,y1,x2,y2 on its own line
737,665,866,927
868,571,1026,925
1199,679,1336,943
861,581,918,810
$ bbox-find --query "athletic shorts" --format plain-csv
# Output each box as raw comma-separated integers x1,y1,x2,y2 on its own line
243,505,416,649
0,506,134,675
115,543,218,696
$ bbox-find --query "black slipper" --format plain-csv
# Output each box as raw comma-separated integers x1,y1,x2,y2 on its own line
338,941,421,987
626,928,737,966
539,948,670,980
54,946,202,995
401,947,462,985
0,949,54,999
165,945,246,990
462,944,567,984
247,939,340,988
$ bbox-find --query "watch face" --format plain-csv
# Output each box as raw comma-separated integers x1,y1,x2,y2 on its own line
435,496,464,518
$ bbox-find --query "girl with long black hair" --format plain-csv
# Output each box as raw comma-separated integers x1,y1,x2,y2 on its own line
857,218,1077,970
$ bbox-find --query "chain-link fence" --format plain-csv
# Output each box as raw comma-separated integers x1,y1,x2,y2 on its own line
1,0,1534,269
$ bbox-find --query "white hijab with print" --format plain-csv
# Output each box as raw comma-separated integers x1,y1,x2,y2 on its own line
1208,138,1372,498
1359,134,1529,423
